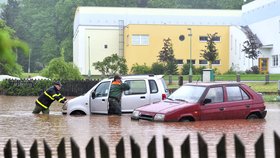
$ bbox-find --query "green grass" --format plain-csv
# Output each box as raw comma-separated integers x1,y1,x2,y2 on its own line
164,74,280,82
263,95,279,102
22,73,40,78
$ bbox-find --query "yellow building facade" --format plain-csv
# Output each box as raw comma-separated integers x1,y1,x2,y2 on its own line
124,25,230,74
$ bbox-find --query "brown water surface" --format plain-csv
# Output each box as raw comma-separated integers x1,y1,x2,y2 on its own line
0,96,280,158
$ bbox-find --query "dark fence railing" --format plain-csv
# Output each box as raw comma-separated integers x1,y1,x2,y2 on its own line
3,132,280,158
0,79,99,96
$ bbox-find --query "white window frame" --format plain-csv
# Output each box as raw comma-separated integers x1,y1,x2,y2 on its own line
131,34,149,46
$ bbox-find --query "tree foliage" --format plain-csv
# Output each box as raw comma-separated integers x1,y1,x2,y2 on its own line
200,32,219,69
92,54,128,77
157,38,178,75
40,57,82,80
151,62,165,75
0,22,29,76
130,63,151,74
158,38,178,75
242,33,261,63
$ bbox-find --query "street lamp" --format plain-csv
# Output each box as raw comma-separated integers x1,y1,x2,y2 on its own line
28,49,31,73
187,28,193,83
88,36,91,79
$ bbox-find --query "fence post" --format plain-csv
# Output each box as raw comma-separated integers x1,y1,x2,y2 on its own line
274,131,280,158
130,136,141,158
147,136,156,158
99,136,109,158
70,137,80,158
43,139,52,158
17,140,26,158
163,136,173,158
86,138,95,158
216,134,226,158
178,76,183,86
198,133,208,158
30,140,38,158
169,75,172,85
234,134,245,158
265,74,270,84
4,139,12,158
57,138,66,158
116,137,125,158
181,135,190,158
236,74,240,82
255,133,265,158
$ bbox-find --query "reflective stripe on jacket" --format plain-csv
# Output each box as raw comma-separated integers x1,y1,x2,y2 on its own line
36,86,66,109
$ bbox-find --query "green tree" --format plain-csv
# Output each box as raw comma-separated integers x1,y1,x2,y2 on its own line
0,19,29,76
40,57,82,80
200,32,219,69
0,28,29,76
0,0,20,28
92,54,128,77
158,38,178,75
13,0,58,72
242,33,261,66
147,0,176,8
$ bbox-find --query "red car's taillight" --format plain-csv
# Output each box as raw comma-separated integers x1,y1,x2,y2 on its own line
162,94,167,100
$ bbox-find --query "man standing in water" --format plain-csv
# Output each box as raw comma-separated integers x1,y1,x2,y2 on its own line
33,81,67,114
108,74,130,115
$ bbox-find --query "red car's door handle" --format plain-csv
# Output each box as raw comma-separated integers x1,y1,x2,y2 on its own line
246,105,250,108
219,107,225,111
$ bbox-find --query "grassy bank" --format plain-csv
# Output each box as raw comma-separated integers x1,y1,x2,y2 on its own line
165,76,279,102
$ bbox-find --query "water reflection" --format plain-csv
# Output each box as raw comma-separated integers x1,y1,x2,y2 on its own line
0,96,279,158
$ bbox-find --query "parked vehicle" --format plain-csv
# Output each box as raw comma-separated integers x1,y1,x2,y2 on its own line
63,75,169,115
131,82,266,122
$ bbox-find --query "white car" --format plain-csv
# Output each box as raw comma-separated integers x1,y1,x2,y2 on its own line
63,75,169,115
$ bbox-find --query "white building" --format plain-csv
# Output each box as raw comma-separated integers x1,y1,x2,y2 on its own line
242,0,280,74
73,0,280,75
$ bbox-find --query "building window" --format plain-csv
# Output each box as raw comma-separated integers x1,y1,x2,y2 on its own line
272,55,278,67
212,60,220,65
199,36,221,42
176,59,183,64
199,36,208,42
132,35,149,45
199,60,208,64
186,60,195,65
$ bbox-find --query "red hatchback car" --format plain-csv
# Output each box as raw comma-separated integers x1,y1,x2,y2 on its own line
131,82,267,122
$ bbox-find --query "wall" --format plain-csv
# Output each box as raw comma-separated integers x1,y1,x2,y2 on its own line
124,25,230,74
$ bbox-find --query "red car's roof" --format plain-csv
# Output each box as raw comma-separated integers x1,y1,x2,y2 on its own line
184,82,244,87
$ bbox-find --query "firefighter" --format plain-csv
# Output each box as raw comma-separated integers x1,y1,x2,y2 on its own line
108,75,130,115
32,81,67,114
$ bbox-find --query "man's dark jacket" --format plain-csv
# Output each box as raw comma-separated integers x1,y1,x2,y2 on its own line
35,86,66,109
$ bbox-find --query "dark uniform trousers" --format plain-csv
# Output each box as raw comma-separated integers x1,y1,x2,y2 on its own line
108,97,121,115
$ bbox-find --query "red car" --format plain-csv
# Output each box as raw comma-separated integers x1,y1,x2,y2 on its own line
131,82,267,122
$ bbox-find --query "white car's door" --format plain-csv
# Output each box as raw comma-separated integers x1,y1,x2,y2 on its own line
90,81,111,114
121,79,150,112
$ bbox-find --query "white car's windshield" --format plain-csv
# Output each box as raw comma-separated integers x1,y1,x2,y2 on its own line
167,85,206,103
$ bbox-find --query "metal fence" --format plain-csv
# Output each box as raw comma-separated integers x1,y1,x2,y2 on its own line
3,132,280,158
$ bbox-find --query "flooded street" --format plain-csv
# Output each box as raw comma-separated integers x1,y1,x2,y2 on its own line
0,96,280,158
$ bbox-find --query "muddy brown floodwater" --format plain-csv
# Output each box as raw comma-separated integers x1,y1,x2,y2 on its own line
0,95,280,158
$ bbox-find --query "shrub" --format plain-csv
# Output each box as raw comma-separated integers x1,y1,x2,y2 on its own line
130,63,151,74
246,66,259,74
151,62,165,75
